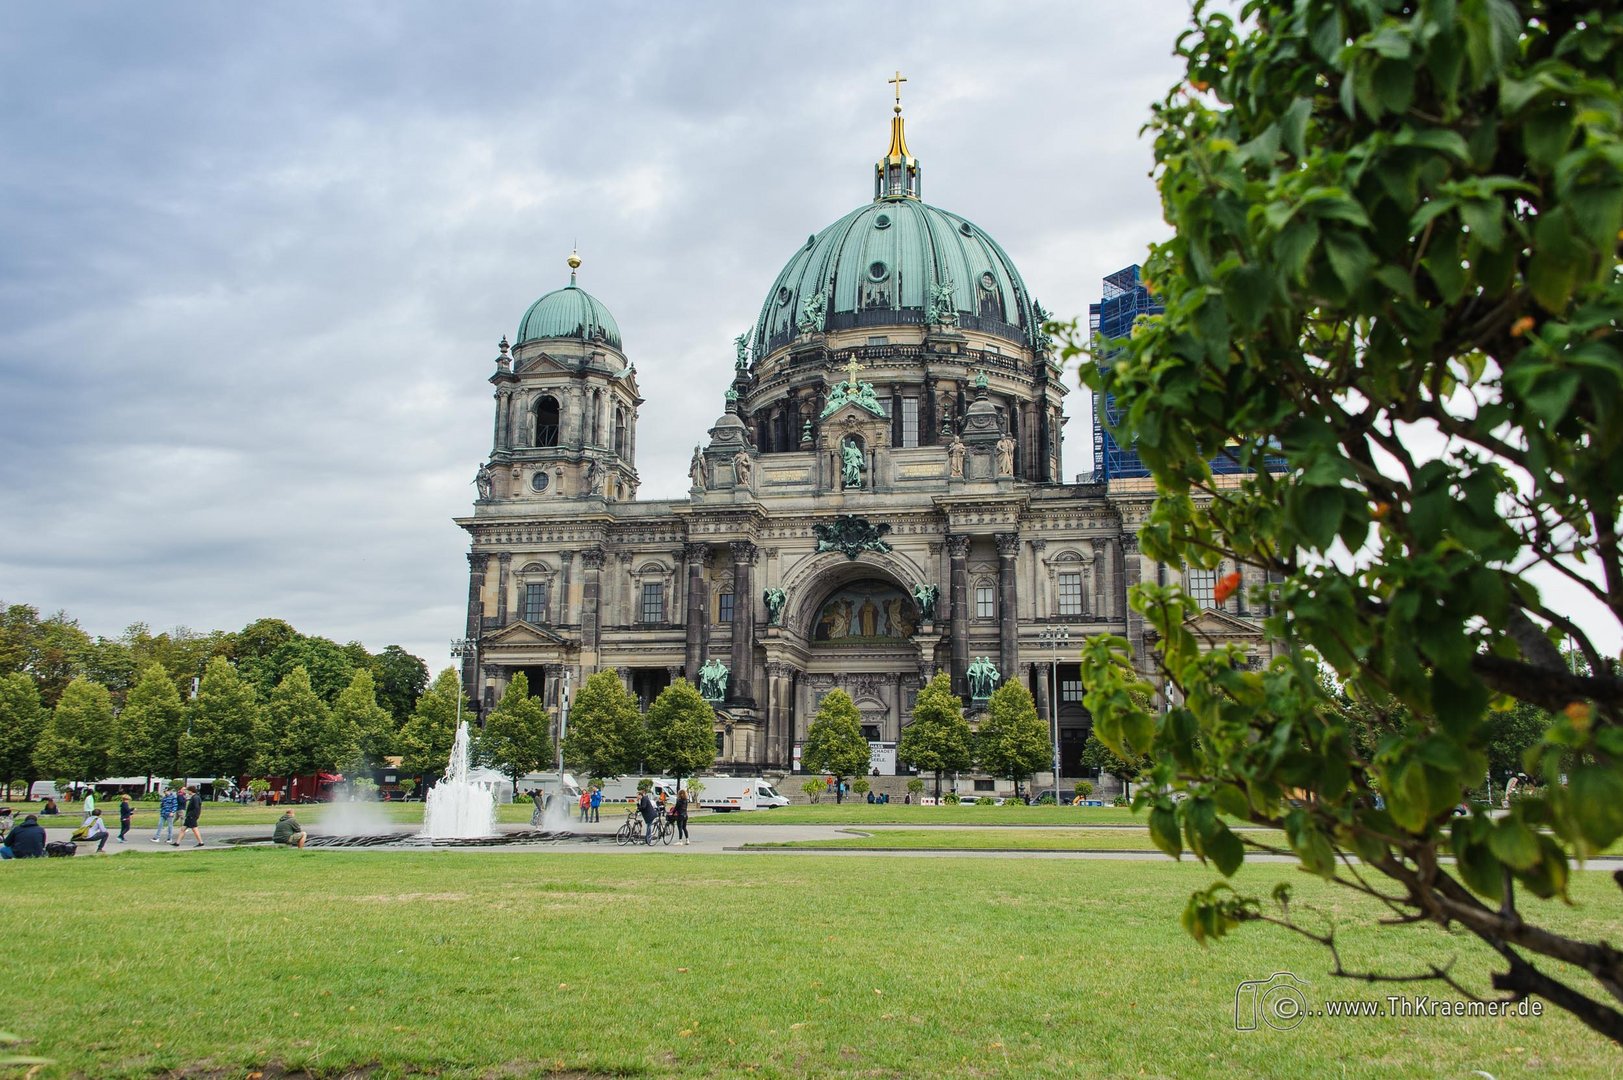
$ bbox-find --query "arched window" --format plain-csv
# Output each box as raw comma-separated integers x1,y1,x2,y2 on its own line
613,406,627,456
533,395,560,447
590,389,602,446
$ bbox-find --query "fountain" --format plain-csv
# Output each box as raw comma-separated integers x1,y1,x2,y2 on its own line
421,720,498,839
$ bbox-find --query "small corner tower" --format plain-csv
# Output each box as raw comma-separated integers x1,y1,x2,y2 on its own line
479,252,641,504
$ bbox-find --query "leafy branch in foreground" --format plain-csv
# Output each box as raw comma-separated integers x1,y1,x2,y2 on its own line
1059,0,1623,1041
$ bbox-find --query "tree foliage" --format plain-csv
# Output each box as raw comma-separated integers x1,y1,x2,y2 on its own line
478,672,554,791
897,674,972,798
976,682,1050,795
33,675,113,782
642,679,716,783
801,689,870,794
371,645,429,724
1061,0,1623,1038
256,665,353,777
0,672,45,792
114,663,185,779
332,669,397,775
397,668,466,778
561,671,643,779
181,656,260,779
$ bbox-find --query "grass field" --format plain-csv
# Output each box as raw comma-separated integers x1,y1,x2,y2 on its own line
693,803,1152,827
3,849,1616,1078
740,827,1283,852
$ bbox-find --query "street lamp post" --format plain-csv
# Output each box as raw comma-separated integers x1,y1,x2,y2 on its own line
556,671,572,777
1039,627,1071,806
450,638,476,730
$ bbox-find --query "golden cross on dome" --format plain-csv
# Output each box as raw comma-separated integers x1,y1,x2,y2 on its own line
844,356,864,387
889,70,907,114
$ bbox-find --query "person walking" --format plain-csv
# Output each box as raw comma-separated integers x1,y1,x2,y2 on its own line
637,790,658,846
578,790,590,823
589,786,601,823
82,788,96,820
152,787,179,843
174,786,204,847
674,788,690,846
117,794,134,843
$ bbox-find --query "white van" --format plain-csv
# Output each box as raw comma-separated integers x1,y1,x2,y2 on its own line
693,777,789,812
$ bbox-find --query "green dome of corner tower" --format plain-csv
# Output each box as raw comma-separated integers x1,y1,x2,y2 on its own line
752,88,1037,357
516,252,623,349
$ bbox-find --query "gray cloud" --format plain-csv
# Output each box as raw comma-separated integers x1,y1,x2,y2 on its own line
0,0,1191,666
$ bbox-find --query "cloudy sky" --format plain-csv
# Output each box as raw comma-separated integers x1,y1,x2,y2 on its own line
0,1,1194,667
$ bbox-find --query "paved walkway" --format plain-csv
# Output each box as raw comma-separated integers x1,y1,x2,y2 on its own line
22,818,1621,871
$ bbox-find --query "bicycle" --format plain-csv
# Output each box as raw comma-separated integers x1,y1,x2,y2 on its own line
650,813,675,846
615,808,645,846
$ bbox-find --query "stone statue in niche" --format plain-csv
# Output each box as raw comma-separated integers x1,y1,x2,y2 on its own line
734,450,753,489
947,435,966,478
698,658,730,702
689,446,706,492
967,656,1001,700
841,439,865,488
995,434,1016,477
912,583,939,621
474,463,493,500
763,587,787,626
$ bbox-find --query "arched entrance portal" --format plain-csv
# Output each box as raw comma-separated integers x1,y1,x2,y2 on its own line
783,569,936,776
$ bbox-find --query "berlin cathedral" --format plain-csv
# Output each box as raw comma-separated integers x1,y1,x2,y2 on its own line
455,86,1276,789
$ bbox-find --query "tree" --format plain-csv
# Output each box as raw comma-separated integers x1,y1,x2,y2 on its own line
371,645,429,724
561,670,643,779
1079,731,1149,801
332,669,396,776
897,675,971,799
257,666,351,777
33,676,113,783
801,689,869,804
0,603,94,707
1062,1,1623,1038
114,663,185,781
479,672,554,795
0,672,45,797
976,682,1050,797
181,656,260,779
396,668,466,779
642,679,716,786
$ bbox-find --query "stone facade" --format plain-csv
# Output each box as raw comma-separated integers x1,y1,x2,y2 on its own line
453,109,1278,783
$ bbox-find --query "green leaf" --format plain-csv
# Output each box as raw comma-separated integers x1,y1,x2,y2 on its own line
1150,805,1183,859
1487,818,1540,870
1205,821,1246,877
1569,766,1623,848
1323,231,1375,293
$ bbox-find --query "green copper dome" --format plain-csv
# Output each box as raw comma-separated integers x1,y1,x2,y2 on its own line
516,272,622,350
753,198,1036,355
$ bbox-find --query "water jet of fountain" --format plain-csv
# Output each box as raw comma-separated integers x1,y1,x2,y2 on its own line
421,720,497,839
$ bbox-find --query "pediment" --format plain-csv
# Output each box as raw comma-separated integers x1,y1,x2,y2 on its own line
481,621,577,648
1184,607,1264,639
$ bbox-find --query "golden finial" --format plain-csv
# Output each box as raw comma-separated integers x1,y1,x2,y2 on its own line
567,249,582,270
889,70,907,115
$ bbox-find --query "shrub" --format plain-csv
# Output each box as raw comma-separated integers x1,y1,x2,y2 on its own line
1112,795,1129,807
942,793,960,805
852,778,871,796
905,778,924,796
801,779,824,804
1074,780,1094,801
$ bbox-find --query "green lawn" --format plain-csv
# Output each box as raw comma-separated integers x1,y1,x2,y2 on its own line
740,827,1285,852
3,850,1615,1078
694,803,1151,826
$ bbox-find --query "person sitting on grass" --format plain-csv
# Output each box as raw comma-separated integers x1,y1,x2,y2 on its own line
1,813,46,859
272,808,307,849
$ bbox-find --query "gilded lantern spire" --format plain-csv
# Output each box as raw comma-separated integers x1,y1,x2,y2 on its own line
875,70,921,201
567,247,582,286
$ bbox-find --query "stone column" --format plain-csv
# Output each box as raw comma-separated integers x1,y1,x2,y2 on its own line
1092,542,1107,618
496,552,513,626
617,552,633,629
684,543,710,676
891,382,904,446
1121,535,1150,678
1028,538,1047,618
1032,658,1052,730
996,533,1020,686
581,547,606,657
922,373,937,444
558,550,575,625
729,540,758,704
463,551,485,706
493,390,508,450
947,534,971,698
765,662,789,767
